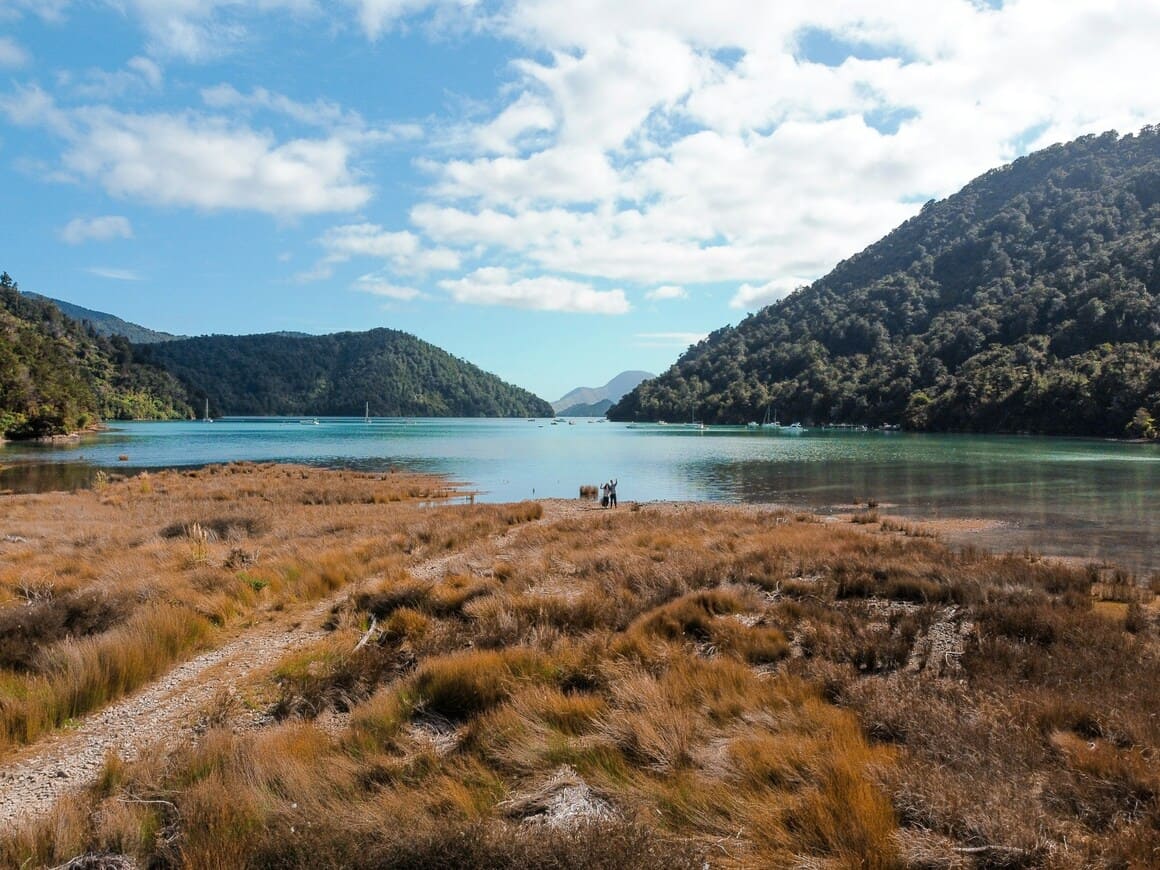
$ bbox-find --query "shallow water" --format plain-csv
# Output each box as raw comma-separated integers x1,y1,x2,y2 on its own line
2,418,1156,573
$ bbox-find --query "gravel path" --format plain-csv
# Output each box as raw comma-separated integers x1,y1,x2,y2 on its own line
0,498,594,832
0,598,335,829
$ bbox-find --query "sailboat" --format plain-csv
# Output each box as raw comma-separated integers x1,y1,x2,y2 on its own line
202,398,212,423
365,401,370,424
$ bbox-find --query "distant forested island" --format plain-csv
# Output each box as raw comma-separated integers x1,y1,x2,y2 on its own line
137,330,552,419
611,128,1160,439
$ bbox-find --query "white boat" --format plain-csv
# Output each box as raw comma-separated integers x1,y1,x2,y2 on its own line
758,405,781,429
202,398,212,423
365,401,370,424
300,418,320,425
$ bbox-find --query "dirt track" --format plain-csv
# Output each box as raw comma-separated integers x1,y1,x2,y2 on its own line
0,498,599,831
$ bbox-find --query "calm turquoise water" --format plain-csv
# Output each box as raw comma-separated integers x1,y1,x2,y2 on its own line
2,418,1157,573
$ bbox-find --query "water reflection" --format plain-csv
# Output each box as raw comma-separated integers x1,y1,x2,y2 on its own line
0,462,101,494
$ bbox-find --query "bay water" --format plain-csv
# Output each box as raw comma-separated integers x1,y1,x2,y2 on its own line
1,418,1156,574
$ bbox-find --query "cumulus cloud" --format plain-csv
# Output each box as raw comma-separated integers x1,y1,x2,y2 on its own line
2,89,372,215
399,0,1160,313
731,277,809,311
343,0,484,39
645,285,687,301
68,111,368,214
66,57,163,100
318,223,461,273
200,84,423,144
354,274,423,301
14,0,1160,322
438,267,630,314
60,215,134,244
0,37,29,68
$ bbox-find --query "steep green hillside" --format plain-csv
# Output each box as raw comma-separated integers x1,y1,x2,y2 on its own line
138,329,554,418
610,128,1160,438
0,273,190,437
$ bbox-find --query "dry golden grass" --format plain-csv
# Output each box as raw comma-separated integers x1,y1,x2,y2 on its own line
0,463,532,753
3,472,1159,868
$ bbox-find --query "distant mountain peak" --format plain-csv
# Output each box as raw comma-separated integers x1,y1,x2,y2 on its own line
552,370,654,414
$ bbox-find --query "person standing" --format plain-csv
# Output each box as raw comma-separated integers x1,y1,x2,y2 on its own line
601,481,610,508
609,478,617,508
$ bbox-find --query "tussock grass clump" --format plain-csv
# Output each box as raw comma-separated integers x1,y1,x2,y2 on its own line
1,603,213,748
0,589,135,672
409,648,555,720
271,634,413,720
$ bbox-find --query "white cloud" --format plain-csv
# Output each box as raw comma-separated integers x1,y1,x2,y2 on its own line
0,37,29,68
115,0,318,60
645,285,686,301
60,215,134,244
354,274,422,301
344,0,430,39
635,331,708,348
322,223,420,259
730,277,808,311
0,1,69,23
13,0,1160,324
2,89,372,215
67,111,368,214
439,267,630,314
395,0,1160,314
474,93,556,155
86,267,143,281
65,56,163,99
318,222,461,273
431,145,619,206
0,84,72,136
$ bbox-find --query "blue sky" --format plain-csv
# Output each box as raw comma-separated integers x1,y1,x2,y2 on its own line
3,0,1160,402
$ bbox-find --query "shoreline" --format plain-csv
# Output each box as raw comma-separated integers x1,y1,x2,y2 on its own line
0,453,1156,577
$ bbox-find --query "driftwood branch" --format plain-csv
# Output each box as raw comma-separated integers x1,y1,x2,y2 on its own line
354,616,379,651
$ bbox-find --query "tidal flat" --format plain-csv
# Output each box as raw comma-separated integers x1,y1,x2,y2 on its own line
1,463,1158,868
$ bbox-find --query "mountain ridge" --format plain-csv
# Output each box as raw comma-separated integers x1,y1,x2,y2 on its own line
24,293,181,344
552,370,654,414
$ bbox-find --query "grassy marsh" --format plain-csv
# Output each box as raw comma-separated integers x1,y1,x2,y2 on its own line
1,467,1158,868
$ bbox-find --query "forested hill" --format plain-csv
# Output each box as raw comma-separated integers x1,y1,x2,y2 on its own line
137,329,554,418
610,128,1160,439
0,273,190,437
